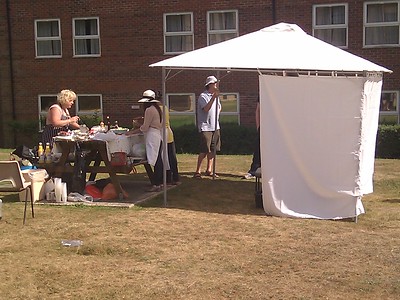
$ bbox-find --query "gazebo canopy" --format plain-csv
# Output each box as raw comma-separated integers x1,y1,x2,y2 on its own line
150,23,391,73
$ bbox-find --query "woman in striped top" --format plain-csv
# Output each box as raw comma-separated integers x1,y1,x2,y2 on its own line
41,89,80,146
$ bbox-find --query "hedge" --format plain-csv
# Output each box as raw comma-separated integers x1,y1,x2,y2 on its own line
175,124,400,159
375,125,400,159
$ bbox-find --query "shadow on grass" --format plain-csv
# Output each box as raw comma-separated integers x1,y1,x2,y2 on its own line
382,198,400,204
137,171,267,216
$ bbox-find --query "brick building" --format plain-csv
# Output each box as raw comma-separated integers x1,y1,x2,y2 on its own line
0,0,399,148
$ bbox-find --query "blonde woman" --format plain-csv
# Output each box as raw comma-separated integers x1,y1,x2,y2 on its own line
41,89,80,146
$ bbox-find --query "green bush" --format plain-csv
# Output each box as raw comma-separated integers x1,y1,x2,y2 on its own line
376,125,400,159
174,123,400,158
174,123,257,154
8,120,41,147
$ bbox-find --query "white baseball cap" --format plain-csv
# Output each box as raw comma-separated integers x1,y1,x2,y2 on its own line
205,76,218,86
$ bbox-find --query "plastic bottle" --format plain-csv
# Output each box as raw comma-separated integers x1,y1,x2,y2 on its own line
61,239,83,247
0,199,2,220
100,121,105,132
38,142,45,163
45,143,52,163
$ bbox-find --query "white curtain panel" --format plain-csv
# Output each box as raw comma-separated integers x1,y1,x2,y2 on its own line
259,74,382,219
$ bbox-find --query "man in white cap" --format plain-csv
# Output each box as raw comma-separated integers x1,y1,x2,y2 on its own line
193,75,221,178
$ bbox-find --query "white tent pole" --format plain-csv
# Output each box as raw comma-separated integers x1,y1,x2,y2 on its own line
162,66,167,207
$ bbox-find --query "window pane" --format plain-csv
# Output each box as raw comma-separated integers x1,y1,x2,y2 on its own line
166,35,193,52
75,19,98,36
379,114,399,124
380,92,398,112
75,39,100,55
166,14,191,32
77,95,101,113
209,33,237,45
316,6,345,25
170,115,195,127
37,40,61,56
314,28,346,47
367,3,398,23
365,26,399,45
220,115,239,124
168,94,194,112
220,94,238,113
40,96,57,112
210,12,236,30
37,21,59,37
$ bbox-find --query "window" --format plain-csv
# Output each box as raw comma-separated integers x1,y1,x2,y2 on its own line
364,1,400,47
73,17,101,56
219,93,239,124
38,95,58,129
379,91,399,124
167,93,196,126
167,92,240,126
35,19,62,57
38,94,103,129
164,13,194,54
313,4,348,48
207,10,238,45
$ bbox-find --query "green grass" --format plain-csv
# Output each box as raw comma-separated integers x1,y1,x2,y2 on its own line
0,152,399,299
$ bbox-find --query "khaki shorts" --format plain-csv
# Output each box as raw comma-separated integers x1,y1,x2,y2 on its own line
199,130,221,153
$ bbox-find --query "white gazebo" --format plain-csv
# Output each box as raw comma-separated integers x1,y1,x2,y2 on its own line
150,23,392,220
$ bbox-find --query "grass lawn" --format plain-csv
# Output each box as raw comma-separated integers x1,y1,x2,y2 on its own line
0,151,399,299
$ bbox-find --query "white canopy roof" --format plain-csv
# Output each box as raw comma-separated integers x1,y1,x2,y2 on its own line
150,23,391,73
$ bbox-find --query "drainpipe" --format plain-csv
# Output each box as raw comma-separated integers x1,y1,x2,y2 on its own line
272,0,276,24
6,0,17,146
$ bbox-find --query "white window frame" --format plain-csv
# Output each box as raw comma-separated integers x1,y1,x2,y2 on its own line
73,17,101,57
312,3,348,48
167,92,240,125
164,12,194,54
207,10,239,46
364,1,400,47
167,92,196,124
34,19,62,58
75,94,103,117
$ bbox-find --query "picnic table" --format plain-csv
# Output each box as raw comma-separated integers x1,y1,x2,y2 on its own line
36,139,152,199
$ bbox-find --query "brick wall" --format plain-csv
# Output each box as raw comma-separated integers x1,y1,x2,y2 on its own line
0,0,399,147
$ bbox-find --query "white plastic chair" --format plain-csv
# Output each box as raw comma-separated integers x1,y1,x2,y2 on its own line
0,161,34,224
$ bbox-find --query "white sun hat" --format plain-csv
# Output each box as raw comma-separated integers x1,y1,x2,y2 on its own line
138,90,156,102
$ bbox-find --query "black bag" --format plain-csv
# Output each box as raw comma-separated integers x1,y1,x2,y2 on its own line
12,145,38,164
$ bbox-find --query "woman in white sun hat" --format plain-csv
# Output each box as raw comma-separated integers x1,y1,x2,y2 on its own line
136,90,164,192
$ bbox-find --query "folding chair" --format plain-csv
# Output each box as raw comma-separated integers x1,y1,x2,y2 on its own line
0,161,34,225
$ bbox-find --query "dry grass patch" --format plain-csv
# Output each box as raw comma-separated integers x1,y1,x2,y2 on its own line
0,153,399,299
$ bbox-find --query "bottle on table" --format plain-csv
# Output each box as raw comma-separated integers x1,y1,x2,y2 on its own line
45,142,52,163
38,142,45,163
